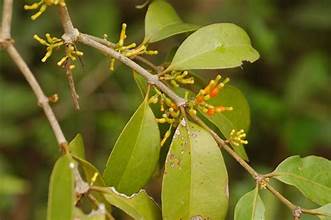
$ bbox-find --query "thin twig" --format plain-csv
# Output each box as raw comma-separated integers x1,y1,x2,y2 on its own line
65,62,80,110
82,34,163,73
188,112,258,177
5,45,68,151
78,33,186,106
266,184,296,210
0,0,68,151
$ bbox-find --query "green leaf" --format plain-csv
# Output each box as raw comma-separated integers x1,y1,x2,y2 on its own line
168,23,260,70
74,156,105,186
162,119,228,220
234,187,265,220
133,71,148,97
100,186,161,220
73,156,113,214
69,134,85,159
144,0,199,43
312,204,331,220
201,85,250,161
47,155,75,220
103,100,160,195
273,155,331,205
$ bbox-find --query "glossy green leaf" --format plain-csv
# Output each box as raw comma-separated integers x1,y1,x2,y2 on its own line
103,100,160,195
133,71,148,97
201,85,250,161
144,0,199,43
69,133,85,159
47,155,75,220
162,119,228,220
234,187,265,220
169,23,260,70
273,155,331,205
100,186,161,220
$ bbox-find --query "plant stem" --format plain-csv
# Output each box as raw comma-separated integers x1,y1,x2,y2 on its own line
78,33,186,106
0,0,68,152
5,45,69,151
86,194,115,220
188,112,258,177
0,0,13,39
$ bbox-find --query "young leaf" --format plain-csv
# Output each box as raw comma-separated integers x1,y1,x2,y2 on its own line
162,119,228,220
168,23,260,70
99,186,161,220
312,204,331,220
47,155,75,220
201,85,250,160
144,0,199,43
103,100,160,195
273,155,331,205
234,187,265,220
133,71,148,97
69,133,85,159
74,156,105,186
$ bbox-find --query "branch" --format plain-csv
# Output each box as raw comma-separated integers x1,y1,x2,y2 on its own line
83,34,163,73
5,45,68,151
0,0,68,152
0,0,13,39
78,33,186,106
57,5,185,106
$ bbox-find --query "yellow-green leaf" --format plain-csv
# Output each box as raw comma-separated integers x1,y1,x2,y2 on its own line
47,155,75,220
103,100,160,195
162,119,228,220
144,0,199,43
201,85,250,161
234,187,265,220
69,133,85,159
74,156,105,186
274,155,331,205
313,204,331,220
99,186,161,220
169,23,260,70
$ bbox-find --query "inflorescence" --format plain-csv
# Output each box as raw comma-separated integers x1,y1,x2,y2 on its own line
24,0,66,20
159,70,194,87
188,75,233,116
106,23,158,71
228,129,248,146
34,33,83,69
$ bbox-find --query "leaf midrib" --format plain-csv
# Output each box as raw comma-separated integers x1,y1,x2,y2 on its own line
117,102,147,190
275,171,331,192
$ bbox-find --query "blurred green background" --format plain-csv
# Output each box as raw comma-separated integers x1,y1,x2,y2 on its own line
0,0,330,219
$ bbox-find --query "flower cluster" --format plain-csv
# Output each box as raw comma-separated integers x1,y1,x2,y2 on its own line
34,33,83,69
159,70,194,87
24,0,66,20
189,75,233,116
149,88,180,146
108,24,158,71
228,129,248,146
